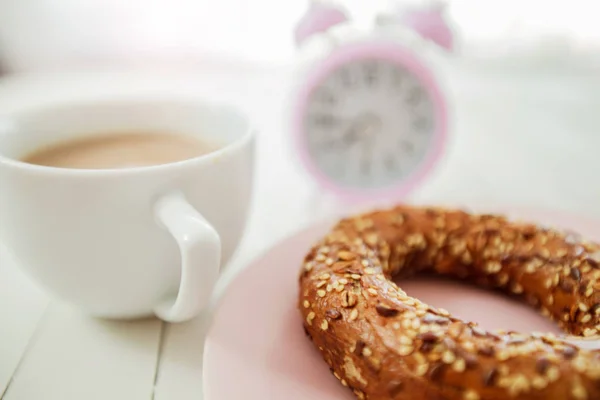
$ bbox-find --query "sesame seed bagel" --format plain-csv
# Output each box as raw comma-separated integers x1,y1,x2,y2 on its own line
298,205,600,400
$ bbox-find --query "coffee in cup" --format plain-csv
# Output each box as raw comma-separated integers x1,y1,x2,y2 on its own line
21,131,221,169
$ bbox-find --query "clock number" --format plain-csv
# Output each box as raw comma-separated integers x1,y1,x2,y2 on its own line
399,139,414,154
391,68,404,89
314,87,337,106
407,86,424,106
311,113,338,129
363,62,378,86
412,116,431,132
384,154,397,172
339,68,354,88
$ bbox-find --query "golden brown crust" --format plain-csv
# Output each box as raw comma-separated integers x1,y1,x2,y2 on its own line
298,205,600,400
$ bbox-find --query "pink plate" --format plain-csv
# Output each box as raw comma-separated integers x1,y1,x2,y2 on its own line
203,206,600,400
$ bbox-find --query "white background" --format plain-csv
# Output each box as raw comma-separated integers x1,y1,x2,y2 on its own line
1,1,600,399
1,0,600,71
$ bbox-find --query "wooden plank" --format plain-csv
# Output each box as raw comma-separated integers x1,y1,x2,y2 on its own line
152,217,267,400
0,246,49,397
151,317,207,400
3,303,162,400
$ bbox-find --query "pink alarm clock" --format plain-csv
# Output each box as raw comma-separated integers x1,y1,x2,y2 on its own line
289,1,453,204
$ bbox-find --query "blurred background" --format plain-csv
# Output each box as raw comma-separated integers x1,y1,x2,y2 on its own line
1,0,600,72
0,0,599,239
1,4,600,397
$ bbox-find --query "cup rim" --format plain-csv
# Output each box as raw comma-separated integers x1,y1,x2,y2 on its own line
0,96,255,176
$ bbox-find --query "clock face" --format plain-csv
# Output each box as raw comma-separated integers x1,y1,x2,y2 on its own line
302,57,438,191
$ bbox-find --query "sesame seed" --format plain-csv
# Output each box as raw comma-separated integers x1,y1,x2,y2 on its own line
541,307,551,317
347,292,357,307
438,308,450,317
581,314,592,323
319,273,331,280
320,319,328,330
546,366,560,382
399,336,413,346
579,303,589,312
303,300,310,308
583,328,596,337
496,350,510,361
485,261,502,274
414,352,427,365
368,288,378,296
571,382,588,400
511,283,524,294
338,251,355,261
317,290,326,297
365,233,378,246
411,318,421,330
397,345,413,356
415,363,429,376
349,308,359,321
307,312,315,325
316,281,327,288
572,356,588,373
531,376,548,390
351,274,361,280
580,264,592,274
341,291,357,307
471,325,487,337
523,261,537,273
362,347,372,357
463,389,480,400
462,341,476,353
452,358,466,373
325,258,334,266
442,350,456,364
508,374,530,396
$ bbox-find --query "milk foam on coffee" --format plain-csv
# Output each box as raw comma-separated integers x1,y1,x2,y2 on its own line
21,132,219,169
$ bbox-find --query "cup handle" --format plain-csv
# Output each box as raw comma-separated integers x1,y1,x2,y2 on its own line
152,192,221,323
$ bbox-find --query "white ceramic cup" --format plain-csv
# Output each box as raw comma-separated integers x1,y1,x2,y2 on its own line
0,97,255,323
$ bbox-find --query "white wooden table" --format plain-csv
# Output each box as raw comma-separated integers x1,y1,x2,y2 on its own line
1,59,600,400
